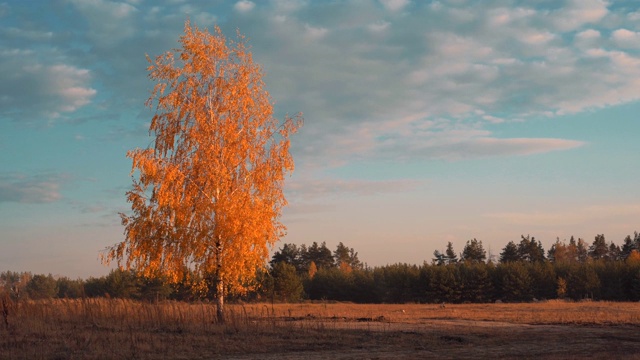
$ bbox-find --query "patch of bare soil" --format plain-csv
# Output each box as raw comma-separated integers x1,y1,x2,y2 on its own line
229,317,640,360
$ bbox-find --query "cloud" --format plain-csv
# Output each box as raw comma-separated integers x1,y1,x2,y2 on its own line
67,0,138,47
380,0,409,12
368,21,390,33
0,54,96,121
3,27,53,41
427,137,585,160
612,29,640,49
574,29,601,48
234,0,255,13
372,118,586,160
5,0,638,166
550,0,608,32
304,24,328,40
287,177,424,201
0,173,67,203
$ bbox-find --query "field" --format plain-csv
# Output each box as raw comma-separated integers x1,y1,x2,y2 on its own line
2,298,640,359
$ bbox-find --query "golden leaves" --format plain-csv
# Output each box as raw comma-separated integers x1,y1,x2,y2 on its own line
104,20,302,297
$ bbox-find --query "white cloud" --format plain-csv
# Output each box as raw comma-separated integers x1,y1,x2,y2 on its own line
521,31,555,45
6,0,638,165
575,29,601,48
67,0,138,47
612,29,640,49
380,126,585,161
551,0,608,32
49,65,97,113
0,52,96,121
487,7,535,28
304,24,328,40
60,0,627,170
234,0,255,13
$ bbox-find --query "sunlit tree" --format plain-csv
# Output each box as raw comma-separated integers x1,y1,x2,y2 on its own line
461,238,486,263
103,21,302,322
333,242,362,271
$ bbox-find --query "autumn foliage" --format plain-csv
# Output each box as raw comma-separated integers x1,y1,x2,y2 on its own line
103,21,301,319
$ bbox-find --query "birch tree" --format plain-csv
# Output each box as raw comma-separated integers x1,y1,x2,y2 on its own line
103,21,302,322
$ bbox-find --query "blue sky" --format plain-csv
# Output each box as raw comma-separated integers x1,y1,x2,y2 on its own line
2,0,640,277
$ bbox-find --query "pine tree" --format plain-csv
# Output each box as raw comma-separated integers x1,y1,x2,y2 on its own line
589,234,609,260
500,241,520,263
461,238,486,263
577,238,589,263
445,242,459,264
333,242,362,270
304,242,334,270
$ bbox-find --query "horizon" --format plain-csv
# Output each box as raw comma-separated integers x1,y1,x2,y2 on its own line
2,0,640,278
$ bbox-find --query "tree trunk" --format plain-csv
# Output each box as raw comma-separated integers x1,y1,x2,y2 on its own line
216,278,225,323
215,237,225,323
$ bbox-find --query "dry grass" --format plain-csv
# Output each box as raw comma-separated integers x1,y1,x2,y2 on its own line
2,298,640,359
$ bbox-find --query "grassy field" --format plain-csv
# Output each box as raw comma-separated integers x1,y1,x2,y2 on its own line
2,298,640,359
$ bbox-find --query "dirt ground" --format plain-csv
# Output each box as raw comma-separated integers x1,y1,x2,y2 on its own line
226,318,640,359
3,300,640,359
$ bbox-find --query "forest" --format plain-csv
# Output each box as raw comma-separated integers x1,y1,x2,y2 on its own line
3,232,640,304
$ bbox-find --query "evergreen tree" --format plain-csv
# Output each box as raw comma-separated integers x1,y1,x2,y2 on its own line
596,261,625,300
104,269,141,299
270,243,304,272
459,263,492,303
445,242,458,264
621,235,638,260
589,234,609,260
566,263,600,300
576,238,589,263
461,238,486,263
271,262,304,302
376,264,421,303
303,242,334,270
518,235,545,263
627,265,640,301
528,262,556,300
500,241,520,263
433,242,458,266
56,277,84,299
333,242,362,270
428,265,462,303
497,262,532,302
607,242,622,262
432,250,447,266
26,274,58,300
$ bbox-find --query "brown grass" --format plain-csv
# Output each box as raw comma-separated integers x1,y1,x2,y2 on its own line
2,298,640,359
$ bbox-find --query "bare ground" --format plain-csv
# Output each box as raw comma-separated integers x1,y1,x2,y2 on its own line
2,300,640,359
226,319,640,360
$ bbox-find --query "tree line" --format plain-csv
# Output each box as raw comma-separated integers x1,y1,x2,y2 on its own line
3,233,640,303
266,233,640,303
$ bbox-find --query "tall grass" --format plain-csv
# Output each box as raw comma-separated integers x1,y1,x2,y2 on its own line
2,297,640,359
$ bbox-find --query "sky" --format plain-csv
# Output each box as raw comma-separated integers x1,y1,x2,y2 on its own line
2,0,640,278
